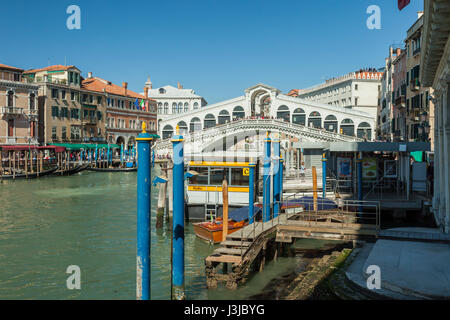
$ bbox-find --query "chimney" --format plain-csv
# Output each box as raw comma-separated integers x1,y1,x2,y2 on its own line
88,72,93,78
177,82,183,89
144,87,149,99
396,48,401,56
417,11,423,19
389,46,393,57
123,82,128,95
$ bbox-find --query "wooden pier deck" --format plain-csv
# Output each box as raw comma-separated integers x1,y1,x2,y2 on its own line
204,206,379,289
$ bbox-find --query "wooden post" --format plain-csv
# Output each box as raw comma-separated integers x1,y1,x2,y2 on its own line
168,164,174,223
39,151,43,175
0,148,3,175
222,179,229,242
30,150,34,173
13,151,16,180
312,166,318,211
8,151,11,175
156,180,167,228
25,151,28,178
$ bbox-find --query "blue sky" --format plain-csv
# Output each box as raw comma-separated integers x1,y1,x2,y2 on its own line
1,0,423,104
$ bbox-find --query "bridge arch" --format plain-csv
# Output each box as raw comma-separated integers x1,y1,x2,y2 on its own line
276,105,290,122
232,106,245,120
357,122,372,140
341,118,355,136
190,117,202,132
324,115,338,132
218,110,231,124
204,114,216,129
308,111,322,128
292,108,306,126
162,124,174,139
177,121,188,135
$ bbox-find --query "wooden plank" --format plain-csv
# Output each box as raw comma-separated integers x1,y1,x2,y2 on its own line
221,240,252,247
214,247,246,256
206,254,242,264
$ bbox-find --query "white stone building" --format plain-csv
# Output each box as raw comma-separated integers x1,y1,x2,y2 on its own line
142,78,207,131
289,70,382,124
421,0,450,234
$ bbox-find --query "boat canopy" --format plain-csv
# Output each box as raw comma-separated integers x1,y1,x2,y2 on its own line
0,145,66,152
218,206,262,222
283,196,337,211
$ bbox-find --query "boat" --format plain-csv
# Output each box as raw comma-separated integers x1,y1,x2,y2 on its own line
193,206,261,244
0,166,58,180
86,166,137,172
52,164,89,176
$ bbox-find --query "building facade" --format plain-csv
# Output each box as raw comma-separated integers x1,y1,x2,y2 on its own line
23,65,106,145
83,74,157,148
0,64,39,145
289,70,382,121
421,0,450,234
143,78,207,131
392,49,408,141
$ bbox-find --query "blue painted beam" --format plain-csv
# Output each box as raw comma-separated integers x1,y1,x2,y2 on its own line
263,133,271,222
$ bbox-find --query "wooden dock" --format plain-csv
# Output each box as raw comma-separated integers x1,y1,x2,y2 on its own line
204,206,379,289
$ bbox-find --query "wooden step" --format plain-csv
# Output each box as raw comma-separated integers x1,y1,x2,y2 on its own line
206,254,242,264
214,247,247,256
221,240,253,247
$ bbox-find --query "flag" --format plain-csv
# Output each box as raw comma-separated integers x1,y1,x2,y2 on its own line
145,101,149,112
139,99,145,110
398,0,410,10
134,98,139,109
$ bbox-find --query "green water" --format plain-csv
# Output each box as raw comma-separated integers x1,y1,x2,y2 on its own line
0,167,310,300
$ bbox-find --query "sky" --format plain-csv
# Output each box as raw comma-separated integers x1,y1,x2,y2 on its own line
0,0,423,104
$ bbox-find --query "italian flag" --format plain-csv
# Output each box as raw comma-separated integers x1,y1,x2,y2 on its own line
139,99,145,110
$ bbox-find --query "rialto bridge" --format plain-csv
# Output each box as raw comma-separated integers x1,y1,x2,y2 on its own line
157,84,375,144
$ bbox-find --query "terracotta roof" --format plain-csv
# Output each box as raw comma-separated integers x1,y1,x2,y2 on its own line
0,63,24,72
23,65,78,74
82,77,155,101
287,89,299,97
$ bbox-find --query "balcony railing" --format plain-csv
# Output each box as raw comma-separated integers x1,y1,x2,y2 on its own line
394,95,406,107
1,106,24,116
82,117,98,124
410,78,420,91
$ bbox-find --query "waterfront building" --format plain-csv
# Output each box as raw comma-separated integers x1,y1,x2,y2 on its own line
420,0,450,233
378,47,403,141
22,65,106,145
392,48,408,141
0,63,39,145
83,74,157,148
143,78,207,131
288,70,382,122
405,12,434,146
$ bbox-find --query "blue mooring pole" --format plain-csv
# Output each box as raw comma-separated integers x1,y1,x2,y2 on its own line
171,126,185,300
273,136,281,218
249,162,255,224
322,152,327,199
357,152,363,215
280,155,284,204
136,123,152,300
263,132,271,222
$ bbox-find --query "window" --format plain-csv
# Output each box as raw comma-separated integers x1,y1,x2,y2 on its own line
29,93,35,110
89,95,94,103
210,168,230,185
355,84,358,91
231,168,249,186
7,91,14,106
97,111,102,120
52,127,57,139
61,107,68,118
82,94,88,103
52,106,59,117
71,91,75,101
52,89,58,99
97,96,102,104
159,88,166,94
62,127,67,139
70,126,81,140
188,167,209,185
61,90,66,100
355,98,358,106
71,109,79,119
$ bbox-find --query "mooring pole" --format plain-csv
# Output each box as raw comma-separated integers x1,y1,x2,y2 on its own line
171,126,185,300
263,132,271,222
280,155,284,204
357,152,363,215
222,179,229,242
322,152,327,198
249,161,255,224
312,166,318,211
136,122,153,300
273,135,281,218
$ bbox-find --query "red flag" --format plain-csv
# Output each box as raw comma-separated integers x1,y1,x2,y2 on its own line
398,0,410,10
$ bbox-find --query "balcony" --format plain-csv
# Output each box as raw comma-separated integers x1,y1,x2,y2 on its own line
82,117,98,125
410,78,420,91
1,106,24,117
394,95,406,108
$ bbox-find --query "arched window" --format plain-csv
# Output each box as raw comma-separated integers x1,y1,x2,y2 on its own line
172,103,177,114
292,108,306,125
204,114,216,129
324,115,338,132
218,110,231,124
157,103,162,114
178,102,183,113
193,102,199,110
29,93,36,110
184,103,189,112
276,105,290,122
232,106,245,120
159,88,166,94
190,117,202,132
164,103,169,114
308,111,322,128
357,122,372,140
7,90,14,107
162,125,174,139
177,121,188,135
340,118,355,136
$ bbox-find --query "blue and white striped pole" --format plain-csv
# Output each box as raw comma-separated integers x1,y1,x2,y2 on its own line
171,126,185,300
263,132,271,222
249,161,256,224
136,123,153,300
280,155,284,204
273,135,281,218
357,152,363,215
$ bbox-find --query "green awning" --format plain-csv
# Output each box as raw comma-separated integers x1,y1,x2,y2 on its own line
410,151,423,162
50,143,120,150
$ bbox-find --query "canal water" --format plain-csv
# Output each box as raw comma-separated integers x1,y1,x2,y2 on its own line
0,167,337,300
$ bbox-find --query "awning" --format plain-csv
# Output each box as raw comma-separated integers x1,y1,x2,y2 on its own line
50,143,120,150
1,145,66,152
